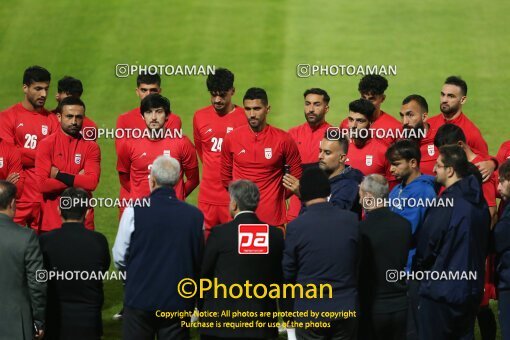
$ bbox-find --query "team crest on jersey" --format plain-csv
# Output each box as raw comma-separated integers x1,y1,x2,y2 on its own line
163,150,171,157
42,125,48,135
427,144,435,156
264,148,272,160
226,127,233,134
366,155,373,166
74,154,82,165
0,157,3,168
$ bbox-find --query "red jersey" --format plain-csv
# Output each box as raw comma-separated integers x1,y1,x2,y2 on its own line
471,155,496,207
221,125,302,226
340,111,402,146
418,124,439,176
0,103,58,202
496,140,510,165
193,105,247,205
117,135,198,201
35,128,101,231
49,111,98,141
287,121,331,221
0,138,24,197
428,112,489,157
345,138,395,186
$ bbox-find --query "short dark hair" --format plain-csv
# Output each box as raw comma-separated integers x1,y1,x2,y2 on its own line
402,94,428,113
23,66,51,86
499,160,510,182
243,87,268,106
434,124,466,148
304,88,330,104
140,93,170,115
137,73,161,87
60,187,89,220
386,139,421,165
444,75,468,96
206,68,234,92
349,98,376,121
57,96,86,114
439,145,471,178
323,131,349,154
57,76,83,96
0,181,16,210
358,75,388,95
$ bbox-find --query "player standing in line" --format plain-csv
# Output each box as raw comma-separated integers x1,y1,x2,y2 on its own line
50,76,98,140
427,76,496,180
115,73,182,217
35,97,100,232
117,94,198,202
399,94,439,176
339,74,401,146
0,66,58,230
221,87,302,229
193,68,247,238
286,88,332,222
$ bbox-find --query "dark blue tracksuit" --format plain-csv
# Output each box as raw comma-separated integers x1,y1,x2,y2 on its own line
495,202,510,340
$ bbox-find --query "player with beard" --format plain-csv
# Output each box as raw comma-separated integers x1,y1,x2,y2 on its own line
193,68,247,237
0,66,58,231
344,99,395,187
428,76,496,181
339,75,401,146
286,88,332,222
399,94,439,175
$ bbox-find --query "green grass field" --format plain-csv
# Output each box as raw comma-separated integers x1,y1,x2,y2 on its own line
1,0,509,338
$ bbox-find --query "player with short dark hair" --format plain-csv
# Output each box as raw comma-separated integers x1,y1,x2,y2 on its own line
35,97,100,232
0,65,58,231
117,94,199,202
339,75,401,146
221,87,302,229
286,88,332,222
193,68,247,237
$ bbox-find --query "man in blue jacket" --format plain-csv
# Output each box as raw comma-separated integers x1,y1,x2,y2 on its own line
413,145,490,340
495,159,510,340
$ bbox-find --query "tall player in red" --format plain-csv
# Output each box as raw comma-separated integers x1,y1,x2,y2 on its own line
35,97,101,232
221,88,302,229
193,68,247,237
286,88,332,222
339,75,401,146
399,94,439,176
427,76,496,181
117,94,198,201
50,76,98,140
0,138,24,198
0,66,58,229
115,73,182,216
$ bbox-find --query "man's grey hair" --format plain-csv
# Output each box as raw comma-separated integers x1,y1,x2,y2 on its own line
150,155,180,187
360,174,389,199
228,180,260,212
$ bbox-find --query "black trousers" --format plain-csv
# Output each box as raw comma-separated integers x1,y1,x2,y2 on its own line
296,318,357,340
406,280,420,340
122,306,189,340
371,310,406,340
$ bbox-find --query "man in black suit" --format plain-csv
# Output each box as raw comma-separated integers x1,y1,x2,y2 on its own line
283,167,360,340
39,187,110,340
200,179,284,340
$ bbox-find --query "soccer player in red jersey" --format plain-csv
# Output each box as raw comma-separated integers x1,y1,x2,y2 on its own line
35,97,100,232
0,66,58,229
399,94,439,176
286,88,332,222
49,76,98,140
339,75,401,146
117,94,198,201
221,88,302,228
0,138,24,198
427,76,496,180
115,73,182,217
344,99,395,186
193,68,247,236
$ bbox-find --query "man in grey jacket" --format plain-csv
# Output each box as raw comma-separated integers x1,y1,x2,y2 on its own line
0,180,46,339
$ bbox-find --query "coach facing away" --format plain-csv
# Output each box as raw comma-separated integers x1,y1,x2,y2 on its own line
113,155,204,340
0,181,46,339
283,167,360,340
199,179,284,340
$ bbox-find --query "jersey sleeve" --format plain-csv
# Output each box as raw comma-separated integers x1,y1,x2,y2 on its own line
7,145,24,198
116,139,132,174
35,139,67,194
72,142,101,191
497,142,510,166
283,135,303,199
192,113,203,160
221,133,234,189
0,110,15,144
482,174,497,207
468,129,489,157
180,136,200,196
